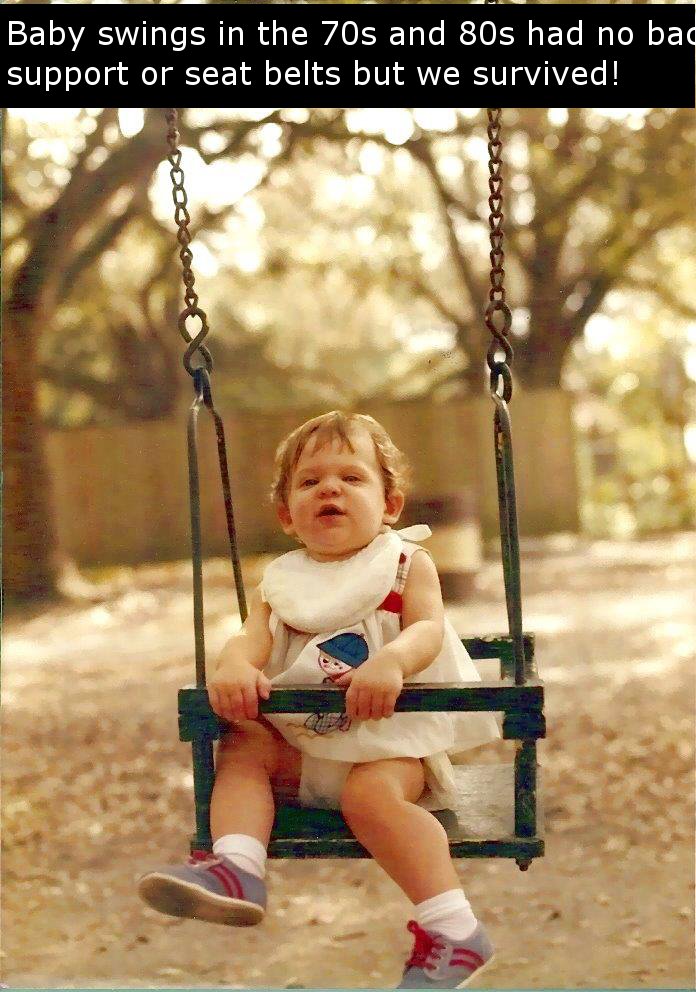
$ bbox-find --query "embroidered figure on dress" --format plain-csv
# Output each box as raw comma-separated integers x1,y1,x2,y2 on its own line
304,632,369,735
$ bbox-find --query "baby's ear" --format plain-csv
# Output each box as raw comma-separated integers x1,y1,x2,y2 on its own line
276,502,296,536
383,488,405,525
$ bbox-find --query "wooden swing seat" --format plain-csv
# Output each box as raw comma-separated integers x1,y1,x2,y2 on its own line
269,763,542,861
178,634,545,868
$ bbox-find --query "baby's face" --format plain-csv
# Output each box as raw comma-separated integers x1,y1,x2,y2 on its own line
277,425,403,561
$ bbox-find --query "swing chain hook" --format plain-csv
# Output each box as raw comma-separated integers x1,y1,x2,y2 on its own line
165,109,213,377
485,107,514,404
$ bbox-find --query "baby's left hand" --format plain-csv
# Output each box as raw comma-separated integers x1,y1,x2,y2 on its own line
336,653,404,720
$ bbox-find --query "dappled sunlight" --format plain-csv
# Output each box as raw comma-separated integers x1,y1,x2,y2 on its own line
346,108,415,145
2,533,694,988
517,612,571,637
117,108,143,138
542,652,687,689
601,588,689,628
586,531,696,565
2,576,242,679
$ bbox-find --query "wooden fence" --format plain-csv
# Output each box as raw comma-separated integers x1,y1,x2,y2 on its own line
46,390,579,566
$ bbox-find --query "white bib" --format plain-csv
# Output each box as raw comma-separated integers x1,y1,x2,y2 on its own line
261,525,431,632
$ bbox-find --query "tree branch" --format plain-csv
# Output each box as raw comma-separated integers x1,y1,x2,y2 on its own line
622,276,696,321
57,195,144,301
391,262,470,331
567,206,686,334
39,361,133,412
407,137,488,353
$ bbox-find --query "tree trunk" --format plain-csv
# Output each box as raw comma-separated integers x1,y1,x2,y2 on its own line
3,112,168,601
514,296,574,389
3,274,61,601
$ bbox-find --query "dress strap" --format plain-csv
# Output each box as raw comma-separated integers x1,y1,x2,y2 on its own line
378,542,425,615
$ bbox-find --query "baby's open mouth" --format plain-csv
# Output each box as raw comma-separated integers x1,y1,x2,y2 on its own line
318,505,345,517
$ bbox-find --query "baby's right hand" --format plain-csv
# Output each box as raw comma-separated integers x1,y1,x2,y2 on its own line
208,661,272,722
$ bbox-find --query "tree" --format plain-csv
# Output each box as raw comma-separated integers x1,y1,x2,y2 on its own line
2,108,289,599
4,105,694,598
246,107,695,391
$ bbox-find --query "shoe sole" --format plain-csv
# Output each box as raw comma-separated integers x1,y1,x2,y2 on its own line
456,954,496,988
138,874,264,926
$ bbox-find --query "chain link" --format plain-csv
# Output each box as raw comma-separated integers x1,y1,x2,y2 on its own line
483,0,513,399
484,107,513,402
165,109,213,376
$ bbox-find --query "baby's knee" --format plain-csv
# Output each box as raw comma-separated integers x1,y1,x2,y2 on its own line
340,764,390,824
341,759,423,823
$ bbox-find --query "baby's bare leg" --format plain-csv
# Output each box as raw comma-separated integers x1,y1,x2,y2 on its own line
341,758,460,904
137,719,298,924
211,718,301,846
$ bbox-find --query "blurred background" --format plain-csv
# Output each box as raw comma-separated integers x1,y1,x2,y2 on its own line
3,106,696,600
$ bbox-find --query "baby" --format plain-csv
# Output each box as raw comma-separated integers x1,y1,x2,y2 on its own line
139,411,498,989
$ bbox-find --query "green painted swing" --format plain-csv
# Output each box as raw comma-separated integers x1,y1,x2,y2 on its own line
165,107,545,872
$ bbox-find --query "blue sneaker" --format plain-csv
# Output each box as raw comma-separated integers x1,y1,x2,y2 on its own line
138,851,266,926
397,920,495,988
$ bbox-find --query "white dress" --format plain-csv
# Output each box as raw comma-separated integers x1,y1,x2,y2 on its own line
261,526,500,810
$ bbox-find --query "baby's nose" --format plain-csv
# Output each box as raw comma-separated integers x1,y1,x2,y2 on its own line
318,476,341,496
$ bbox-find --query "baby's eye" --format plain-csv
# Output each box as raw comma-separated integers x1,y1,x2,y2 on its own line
300,478,317,488
344,475,362,483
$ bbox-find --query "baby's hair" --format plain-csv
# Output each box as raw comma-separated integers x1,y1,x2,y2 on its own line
271,411,411,506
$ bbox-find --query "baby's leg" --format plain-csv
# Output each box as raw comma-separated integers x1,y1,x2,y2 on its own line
212,718,301,846
342,759,495,985
340,757,459,903
138,719,300,925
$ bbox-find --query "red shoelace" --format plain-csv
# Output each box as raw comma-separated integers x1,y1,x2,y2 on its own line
188,850,219,866
405,920,445,971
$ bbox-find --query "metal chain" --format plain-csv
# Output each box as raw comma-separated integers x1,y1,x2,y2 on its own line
484,108,514,402
482,0,514,405
163,108,249,627
165,109,213,377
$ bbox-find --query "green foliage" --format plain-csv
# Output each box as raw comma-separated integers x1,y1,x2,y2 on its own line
567,280,696,537
4,105,695,533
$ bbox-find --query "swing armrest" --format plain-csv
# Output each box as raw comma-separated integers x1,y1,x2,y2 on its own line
178,680,545,742
463,633,536,680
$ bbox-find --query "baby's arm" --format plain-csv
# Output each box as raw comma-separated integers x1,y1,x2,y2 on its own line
208,585,273,723
338,551,444,720
389,550,445,676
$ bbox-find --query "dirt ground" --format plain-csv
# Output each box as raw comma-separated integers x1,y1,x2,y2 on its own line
2,532,695,989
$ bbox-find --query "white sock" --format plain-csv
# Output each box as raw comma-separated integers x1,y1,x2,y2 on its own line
415,888,478,941
212,834,267,879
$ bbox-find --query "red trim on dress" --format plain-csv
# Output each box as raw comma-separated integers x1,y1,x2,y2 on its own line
378,590,403,614
378,551,409,614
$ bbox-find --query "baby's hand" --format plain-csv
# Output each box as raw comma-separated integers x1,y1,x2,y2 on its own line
336,653,403,721
208,661,272,722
